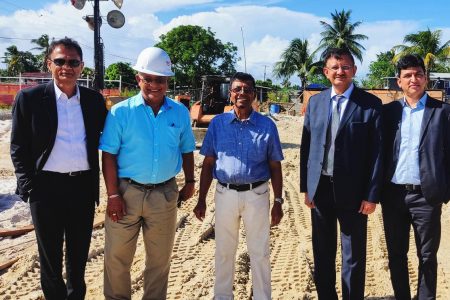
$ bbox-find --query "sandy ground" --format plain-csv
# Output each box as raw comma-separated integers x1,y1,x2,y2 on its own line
0,114,450,299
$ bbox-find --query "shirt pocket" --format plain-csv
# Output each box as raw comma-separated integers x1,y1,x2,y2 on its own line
166,126,182,148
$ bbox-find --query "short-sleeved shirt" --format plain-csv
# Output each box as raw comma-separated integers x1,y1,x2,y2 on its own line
99,93,195,184
200,110,284,184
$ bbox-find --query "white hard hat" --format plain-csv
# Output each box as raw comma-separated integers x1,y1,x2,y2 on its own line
132,47,174,76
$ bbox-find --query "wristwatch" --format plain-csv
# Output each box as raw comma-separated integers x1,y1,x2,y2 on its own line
274,197,284,205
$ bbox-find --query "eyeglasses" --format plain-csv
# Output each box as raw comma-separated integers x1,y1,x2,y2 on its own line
138,76,167,85
49,58,82,68
325,65,354,72
230,86,254,94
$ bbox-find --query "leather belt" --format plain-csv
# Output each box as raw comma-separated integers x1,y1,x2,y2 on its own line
218,181,266,192
403,184,421,193
41,170,91,177
125,177,174,190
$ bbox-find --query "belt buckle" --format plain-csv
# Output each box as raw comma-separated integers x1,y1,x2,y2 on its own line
68,171,78,176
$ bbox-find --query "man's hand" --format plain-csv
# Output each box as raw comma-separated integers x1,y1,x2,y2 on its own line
359,200,376,215
178,182,195,207
271,202,283,226
304,192,315,208
107,196,127,222
193,200,206,221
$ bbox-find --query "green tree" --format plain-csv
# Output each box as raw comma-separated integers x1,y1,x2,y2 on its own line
393,28,450,83
105,62,136,88
318,9,368,62
273,39,321,102
363,50,396,88
31,34,51,72
3,45,39,76
156,25,238,88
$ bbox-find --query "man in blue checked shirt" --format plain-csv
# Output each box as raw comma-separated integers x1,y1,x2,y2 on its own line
194,72,284,300
99,47,196,300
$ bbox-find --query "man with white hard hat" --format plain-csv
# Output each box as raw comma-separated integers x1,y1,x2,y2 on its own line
100,46,196,299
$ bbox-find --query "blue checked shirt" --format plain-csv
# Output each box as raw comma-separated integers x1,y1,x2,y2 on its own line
99,94,195,184
200,110,284,184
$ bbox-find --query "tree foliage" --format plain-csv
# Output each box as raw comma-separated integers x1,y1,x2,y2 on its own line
318,9,368,62
273,38,320,91
156,25,238,87
393,28,450,83
105,62,136,88
3,45,39,76
363,51,396,88
31,34,52,72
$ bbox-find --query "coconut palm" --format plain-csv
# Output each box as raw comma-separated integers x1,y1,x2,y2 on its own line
273,38,320,94
393,28,450,82
31,34,51,72
3,45,39,76
318,9,368,62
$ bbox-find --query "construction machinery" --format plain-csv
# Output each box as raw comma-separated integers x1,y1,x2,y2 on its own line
190,75,233,127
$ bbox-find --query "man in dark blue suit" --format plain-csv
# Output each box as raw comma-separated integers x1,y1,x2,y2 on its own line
381,54,450,300
300,48,383,299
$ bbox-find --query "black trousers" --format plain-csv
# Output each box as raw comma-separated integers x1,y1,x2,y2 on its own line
30,171,96,300
311,175,368,300
382,183,442,300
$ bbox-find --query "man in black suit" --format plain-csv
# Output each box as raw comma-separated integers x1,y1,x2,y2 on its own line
10,37,107,299
300,48,383,299
382,54,450,300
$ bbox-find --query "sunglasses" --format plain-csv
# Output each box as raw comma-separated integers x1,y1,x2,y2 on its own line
230,86,254,94
138,76,167,85
49,58,82,68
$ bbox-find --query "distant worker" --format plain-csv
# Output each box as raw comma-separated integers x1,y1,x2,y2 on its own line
382,54,450,300
10,37,107,299
300,47,383,299
194,72,284,299
100,47,196,299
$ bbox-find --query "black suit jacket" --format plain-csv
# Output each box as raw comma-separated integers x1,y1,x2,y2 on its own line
10,81,107,203
382,96,450,205
300,87,383,209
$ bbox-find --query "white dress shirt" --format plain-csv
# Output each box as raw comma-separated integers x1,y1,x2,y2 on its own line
43,83,90,172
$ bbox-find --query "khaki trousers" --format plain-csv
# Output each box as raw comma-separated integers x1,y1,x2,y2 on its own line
214,182,271,300
104,178,178,300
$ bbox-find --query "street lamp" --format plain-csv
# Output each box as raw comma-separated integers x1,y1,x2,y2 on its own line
71,0,125,91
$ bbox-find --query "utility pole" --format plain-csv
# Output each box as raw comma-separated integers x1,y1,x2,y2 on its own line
263,65,267,81
93,0,104,91
240,27,247,73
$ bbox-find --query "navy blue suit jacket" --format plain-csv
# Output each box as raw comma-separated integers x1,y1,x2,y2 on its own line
300,87,383,209
10,81,107,203
382,96,450,205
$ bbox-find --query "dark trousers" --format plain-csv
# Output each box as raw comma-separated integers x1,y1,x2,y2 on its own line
30,171,96,300
311,175,368,300
382,183,442,300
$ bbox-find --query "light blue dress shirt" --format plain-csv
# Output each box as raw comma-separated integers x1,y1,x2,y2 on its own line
200,110,284,184
391,93,427,185
99,94,195,184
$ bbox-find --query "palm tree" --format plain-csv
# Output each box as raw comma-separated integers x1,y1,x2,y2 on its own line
393,29,450,83
273,38,320,96
3,45,39,76
318,9,368,62
31,34,51,72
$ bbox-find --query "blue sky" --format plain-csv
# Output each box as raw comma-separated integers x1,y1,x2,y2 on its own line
1,0,449,84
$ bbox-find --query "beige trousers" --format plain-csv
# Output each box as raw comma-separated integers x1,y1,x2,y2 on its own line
214,182,271,300
104,178,178,300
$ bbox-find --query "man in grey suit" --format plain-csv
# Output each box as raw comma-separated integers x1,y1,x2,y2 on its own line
300,47,383,299
382,54,450,300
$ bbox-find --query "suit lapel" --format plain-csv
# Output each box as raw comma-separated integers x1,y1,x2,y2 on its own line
337,88,358,133
319,89,332,134
419,95,436,145
43,81,57,137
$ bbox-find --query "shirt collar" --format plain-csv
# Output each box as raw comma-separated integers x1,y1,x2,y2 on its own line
330,83,354,100
136,93,172,111
225,109,257,125
53,82,80,102
402,93,427,108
